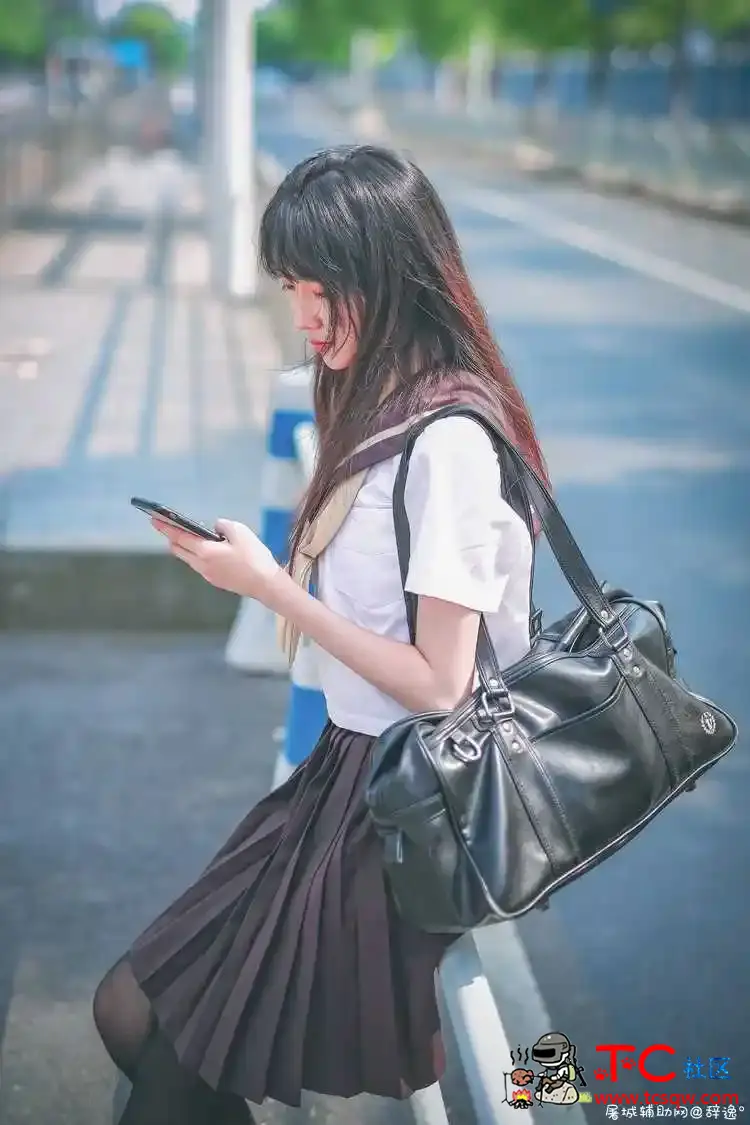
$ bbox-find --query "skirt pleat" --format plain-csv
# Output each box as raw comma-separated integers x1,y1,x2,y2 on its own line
127,722,456,1108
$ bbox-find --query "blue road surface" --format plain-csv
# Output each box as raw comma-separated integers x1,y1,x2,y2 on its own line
259,94,750,1105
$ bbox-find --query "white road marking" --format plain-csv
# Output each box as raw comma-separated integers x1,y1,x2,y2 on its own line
460,186,750,316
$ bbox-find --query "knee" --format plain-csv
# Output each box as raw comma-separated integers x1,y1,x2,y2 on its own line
92,972,110,1034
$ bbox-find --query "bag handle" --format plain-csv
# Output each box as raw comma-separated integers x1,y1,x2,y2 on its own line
392,405,629,696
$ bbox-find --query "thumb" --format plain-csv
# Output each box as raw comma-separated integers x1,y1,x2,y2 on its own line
214,518,238,541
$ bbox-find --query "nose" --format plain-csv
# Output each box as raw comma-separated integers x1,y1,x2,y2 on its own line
292,294,321,335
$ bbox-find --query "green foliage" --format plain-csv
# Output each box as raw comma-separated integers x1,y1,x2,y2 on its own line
613,0,748,47
489,0,594,53
255,0,750,67
256,3,300,66
255,0,599,64
0,0,45,60
683,0,748,35
107,1,189,73
257,0,412,66
400,0,476,60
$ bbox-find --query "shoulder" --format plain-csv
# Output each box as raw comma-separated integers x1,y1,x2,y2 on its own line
405,415,501,498
402,414,522,541
400,415,530,608
410,415,498,466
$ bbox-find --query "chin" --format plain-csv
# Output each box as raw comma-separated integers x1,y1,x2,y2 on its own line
322,348,356,372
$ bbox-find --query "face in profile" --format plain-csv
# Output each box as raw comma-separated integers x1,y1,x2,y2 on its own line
282,278,359,371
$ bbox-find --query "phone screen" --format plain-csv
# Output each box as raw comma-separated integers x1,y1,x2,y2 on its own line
130,497,225,541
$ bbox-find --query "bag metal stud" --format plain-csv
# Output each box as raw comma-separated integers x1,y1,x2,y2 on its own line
700,711,717,735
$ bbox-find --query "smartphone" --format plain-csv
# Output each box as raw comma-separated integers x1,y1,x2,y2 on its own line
130,497,226,541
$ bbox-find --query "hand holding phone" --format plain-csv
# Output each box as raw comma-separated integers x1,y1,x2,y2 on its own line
130,497,226,541
131,498,282,602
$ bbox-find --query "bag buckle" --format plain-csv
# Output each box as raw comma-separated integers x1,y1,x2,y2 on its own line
449,731,485,763
476,688,515,728
598,613,630,653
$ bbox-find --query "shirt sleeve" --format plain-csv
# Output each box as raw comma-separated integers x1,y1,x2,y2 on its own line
402,416,517,612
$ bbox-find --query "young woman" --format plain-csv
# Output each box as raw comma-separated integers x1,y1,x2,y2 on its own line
92,143,549,1123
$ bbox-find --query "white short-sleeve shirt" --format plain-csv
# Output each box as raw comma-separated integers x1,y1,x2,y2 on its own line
315,416,534,736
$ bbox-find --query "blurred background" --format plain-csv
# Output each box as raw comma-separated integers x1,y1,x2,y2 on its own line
0,1,748,1123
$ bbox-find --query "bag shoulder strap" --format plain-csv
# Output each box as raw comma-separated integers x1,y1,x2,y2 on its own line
391,405,627,689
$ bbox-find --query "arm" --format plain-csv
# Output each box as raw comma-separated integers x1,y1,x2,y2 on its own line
161,419,510,715
265,571,480,714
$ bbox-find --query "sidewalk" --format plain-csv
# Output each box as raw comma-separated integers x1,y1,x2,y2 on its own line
0,148,287,629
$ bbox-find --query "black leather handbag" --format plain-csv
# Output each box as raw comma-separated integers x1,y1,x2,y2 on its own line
364,404,738,934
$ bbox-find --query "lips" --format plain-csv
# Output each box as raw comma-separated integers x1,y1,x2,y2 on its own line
308,340,326,353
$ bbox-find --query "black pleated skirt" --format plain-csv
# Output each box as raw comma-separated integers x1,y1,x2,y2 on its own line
127,722,457,1108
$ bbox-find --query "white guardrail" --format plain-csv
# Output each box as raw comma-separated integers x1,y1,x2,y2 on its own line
225,363,567,1125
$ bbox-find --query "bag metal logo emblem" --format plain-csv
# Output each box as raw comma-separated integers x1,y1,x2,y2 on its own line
700,710,717,735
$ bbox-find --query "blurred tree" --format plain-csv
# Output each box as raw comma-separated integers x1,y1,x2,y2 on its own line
0,0,45,61
256,1,301,66
254,0,750,73
257,0,411,67
106,1,189,73
614,0,748,46
270,0,354,66
488,0,594,52
398,0,477,61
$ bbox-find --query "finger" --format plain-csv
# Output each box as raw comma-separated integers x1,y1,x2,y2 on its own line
171,543,206,573
170,527,211,556
152,519,186,546
150,518,205,553
214,518,235,540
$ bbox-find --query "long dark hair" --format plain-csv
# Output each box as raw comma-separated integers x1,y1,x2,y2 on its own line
259,144,549,564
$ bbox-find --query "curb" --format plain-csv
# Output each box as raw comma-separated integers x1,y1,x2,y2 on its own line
0,549,239,631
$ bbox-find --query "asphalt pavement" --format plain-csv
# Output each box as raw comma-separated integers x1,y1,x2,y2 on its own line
0,635,286,1122
258,94,750,1103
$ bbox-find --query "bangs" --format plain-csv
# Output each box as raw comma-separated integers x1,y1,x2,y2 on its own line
259,189,338,290
259,193,311,281
259,169,363,302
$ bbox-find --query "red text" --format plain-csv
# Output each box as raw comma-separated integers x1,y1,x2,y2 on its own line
596,1044,677,1083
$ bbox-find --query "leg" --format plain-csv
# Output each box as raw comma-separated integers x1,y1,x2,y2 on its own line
93,957,253,1124
93,957,154,1082
117,1030,253,1125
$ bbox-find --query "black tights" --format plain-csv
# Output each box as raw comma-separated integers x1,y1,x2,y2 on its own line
93,959,253,1125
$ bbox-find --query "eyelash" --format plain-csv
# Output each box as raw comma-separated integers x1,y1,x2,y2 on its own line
281,281,326,306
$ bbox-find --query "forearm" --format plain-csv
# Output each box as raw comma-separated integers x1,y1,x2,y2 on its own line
263,569,457,714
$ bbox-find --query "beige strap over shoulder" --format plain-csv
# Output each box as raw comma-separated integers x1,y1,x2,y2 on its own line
275,414,434,665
